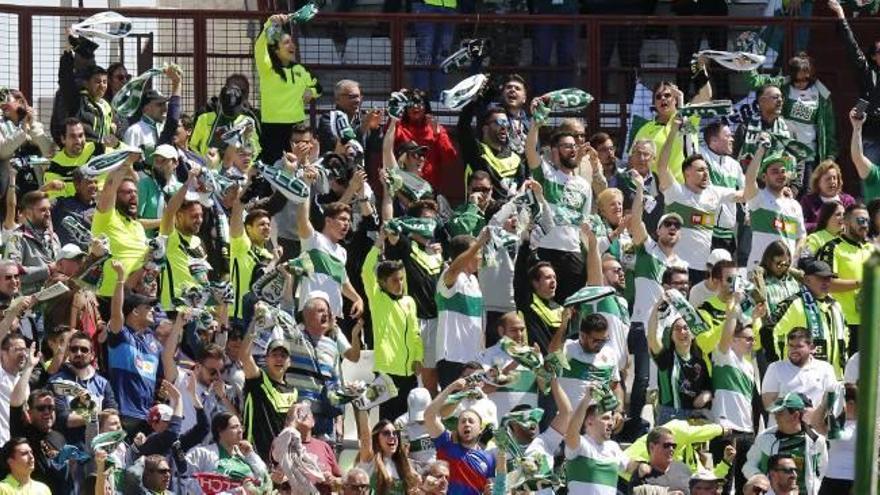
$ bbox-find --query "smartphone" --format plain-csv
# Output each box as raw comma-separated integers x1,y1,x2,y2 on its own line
854,98,869,120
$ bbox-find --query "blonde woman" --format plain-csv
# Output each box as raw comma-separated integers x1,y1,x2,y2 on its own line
800,160,855,232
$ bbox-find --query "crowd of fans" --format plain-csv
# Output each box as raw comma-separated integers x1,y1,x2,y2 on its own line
0,0,879,493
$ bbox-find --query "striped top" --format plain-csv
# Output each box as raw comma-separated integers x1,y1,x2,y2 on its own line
436,270,484,364
297,231,348,315
711,347,756,433
702,146,745,240
477,344,538,418
532,159,592,252
565,435,629,495
663,182,738,270
631,238,688,325
746,189,806,269
559,339,620,408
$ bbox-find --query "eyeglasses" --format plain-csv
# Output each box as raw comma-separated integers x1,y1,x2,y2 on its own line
34,404,55,412
69,346,91,354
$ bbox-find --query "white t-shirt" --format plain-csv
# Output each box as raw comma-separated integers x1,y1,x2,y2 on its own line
825,419,855,481
477,344,538,419
762,358,837,428
559,339,620,408
662,182,738,270
564,435,629,495
0,368,18,445
631,238,689,326
436,270,484,364
688,280,716,309
533,159,592,252
297,231,348,315
786,85,820,152
711,348,756,433
844,352,859,385
746,189,806,269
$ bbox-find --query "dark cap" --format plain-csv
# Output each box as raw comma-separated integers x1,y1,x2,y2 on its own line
799,258,837,278
266,339,290,355
82,64,107,80
768,392,808,413
122,291,157,316
396,140,429,156
141,89,169,107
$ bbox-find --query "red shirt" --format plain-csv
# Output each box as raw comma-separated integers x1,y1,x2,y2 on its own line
303,437,341,495
393,120,462,203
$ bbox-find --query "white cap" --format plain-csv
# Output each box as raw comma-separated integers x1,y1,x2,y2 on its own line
153,144,178,160
407,388,432,422
57,243,85,261
305,290,331,306
706,248,732,268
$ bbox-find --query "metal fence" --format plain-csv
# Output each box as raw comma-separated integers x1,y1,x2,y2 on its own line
2,5,879,144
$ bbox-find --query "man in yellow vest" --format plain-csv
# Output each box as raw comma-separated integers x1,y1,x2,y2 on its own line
521,261,562,354
43,118,102,199
457,102,527,200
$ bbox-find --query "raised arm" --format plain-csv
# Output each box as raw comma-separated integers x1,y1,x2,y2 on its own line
355,408,374,462
160,167,199,235
10,342,38,408
296,167,319,240
656,120,679,192
442,228,490,288
424,379,467,438
548,376,573,435
107,261,126,334
646,298,665,356
628,171,649,246
717,295,741,355
583,224,603,286
850,108,874,179
525,99,543,170
740,137,766,203
548,307,573,354
229,184,245,239
690,60,712,105
161,311,187,384
383,117,400,171
240,319,260,380
565,383,595,450
96,157,138,213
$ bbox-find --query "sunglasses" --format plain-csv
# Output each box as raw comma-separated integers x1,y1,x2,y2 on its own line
379,430,399,438
654,92,673,101
490,117,510,127
661,221,682,229
34,404,55,412
69,346,91,354
856,217,870,226
471,186,492,194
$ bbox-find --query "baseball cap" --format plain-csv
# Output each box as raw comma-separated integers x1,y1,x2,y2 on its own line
706,248,732,268
690,468,725,483
396,141,429,156
141,89,169,107
658,213,683,226
147,403,173,423
267,339,290,355
153,144,178,160
407,388,432,422
57,243,86,261
122,291,157,316
799,258,837,278
768,392,807,413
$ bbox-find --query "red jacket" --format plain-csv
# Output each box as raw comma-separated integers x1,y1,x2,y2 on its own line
393,119,463,203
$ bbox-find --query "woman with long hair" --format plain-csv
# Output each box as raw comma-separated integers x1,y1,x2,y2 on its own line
756,240,801,332
804,200,845,256
355,412,420,494
254,13,321,164
800,160,854,232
